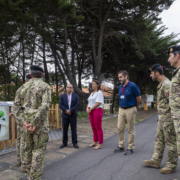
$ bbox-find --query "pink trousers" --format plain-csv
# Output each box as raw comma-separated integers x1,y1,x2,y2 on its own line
89,108,103,144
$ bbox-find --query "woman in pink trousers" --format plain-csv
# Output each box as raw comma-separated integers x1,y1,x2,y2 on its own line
86,80,104,150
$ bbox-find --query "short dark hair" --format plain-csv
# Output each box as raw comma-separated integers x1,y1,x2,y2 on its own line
92,80,100,92
118,70,129,78
31,70,42,78
154,69,163,75
173,50,180,57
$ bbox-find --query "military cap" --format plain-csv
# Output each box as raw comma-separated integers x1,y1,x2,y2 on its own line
167,45,180,55
148,63,163,73
26,74,31,79
30,65,44,72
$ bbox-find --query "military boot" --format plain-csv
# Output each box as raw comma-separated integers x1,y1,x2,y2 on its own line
20,169,27,173
16,162,21,166
160,166,176,174
143,160,160,168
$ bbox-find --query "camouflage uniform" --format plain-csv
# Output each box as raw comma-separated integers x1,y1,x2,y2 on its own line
151,77,177,170
170,66,180,158
12,78,51,180
16,125,23,164
14,87,26,167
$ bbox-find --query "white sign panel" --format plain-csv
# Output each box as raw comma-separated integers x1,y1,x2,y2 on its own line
0,106,9,141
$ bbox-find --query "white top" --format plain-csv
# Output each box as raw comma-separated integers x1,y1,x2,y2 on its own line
67,93,72,109
88,90,104,109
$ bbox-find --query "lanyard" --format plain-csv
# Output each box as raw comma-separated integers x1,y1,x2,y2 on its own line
121,81,129,95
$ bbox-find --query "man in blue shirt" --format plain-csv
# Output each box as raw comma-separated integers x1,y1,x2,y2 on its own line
114,70,141,155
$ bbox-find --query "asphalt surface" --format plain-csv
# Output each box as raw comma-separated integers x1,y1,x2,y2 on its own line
25,114,180,180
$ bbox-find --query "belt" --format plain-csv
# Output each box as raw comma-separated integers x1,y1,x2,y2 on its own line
120,106,135,109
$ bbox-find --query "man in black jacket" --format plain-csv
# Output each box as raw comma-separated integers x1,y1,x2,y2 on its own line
59,84,79,148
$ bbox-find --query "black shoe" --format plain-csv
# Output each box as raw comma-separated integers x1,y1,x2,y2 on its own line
114,147,124,153
60,144,67,148
124,149,133,155
73,144,79,148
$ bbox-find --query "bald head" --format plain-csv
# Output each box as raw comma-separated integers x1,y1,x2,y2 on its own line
66,84,73,94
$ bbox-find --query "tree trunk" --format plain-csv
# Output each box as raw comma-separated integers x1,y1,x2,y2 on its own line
22,36,25,82
31,32,36,65
50,44,67,89
42,38,49,82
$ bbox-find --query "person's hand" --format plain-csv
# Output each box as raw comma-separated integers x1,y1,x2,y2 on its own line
23,122,29,132
66,110,71,115
27,124,36,132
9,113,15,118
86,108,91,114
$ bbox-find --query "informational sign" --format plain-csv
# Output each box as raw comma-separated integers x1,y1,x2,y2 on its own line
0,106,9,141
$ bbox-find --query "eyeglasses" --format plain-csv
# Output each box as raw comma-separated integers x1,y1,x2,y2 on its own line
67,87,73,89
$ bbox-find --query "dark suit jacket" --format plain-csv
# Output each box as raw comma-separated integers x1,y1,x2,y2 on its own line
59,93,79,118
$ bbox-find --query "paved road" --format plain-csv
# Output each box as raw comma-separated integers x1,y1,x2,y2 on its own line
27,114,180,180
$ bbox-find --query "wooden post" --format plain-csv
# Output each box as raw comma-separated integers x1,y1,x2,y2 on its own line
48,105,51,129
0,142,4,150
51,104,54,130
11,117,16,147
55,104,59,130
155,102,157,108
59,108,62,130
144,102,148,111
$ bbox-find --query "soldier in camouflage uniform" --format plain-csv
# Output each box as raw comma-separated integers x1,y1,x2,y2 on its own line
168,45,180,160
143,64,177,174
10,74,31,172
12,65,51,180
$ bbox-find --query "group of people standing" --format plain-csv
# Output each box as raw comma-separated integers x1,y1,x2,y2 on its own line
10,45,180,179
59,80,104,150
59,45,180,176
142,45,180,174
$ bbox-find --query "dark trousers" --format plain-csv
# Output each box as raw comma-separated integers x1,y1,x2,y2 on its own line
62,116,78,145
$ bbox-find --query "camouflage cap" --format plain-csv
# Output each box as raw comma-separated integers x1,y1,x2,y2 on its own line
167,45,180,55
148,63,163,73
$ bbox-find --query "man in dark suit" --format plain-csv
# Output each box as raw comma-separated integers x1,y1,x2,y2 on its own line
59,84,79,148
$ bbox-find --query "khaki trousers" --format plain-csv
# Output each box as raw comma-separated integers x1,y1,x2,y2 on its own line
117,107,137,149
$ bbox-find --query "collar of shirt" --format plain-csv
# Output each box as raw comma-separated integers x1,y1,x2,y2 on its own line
157,77,167,90
67,93,72,99
119,81,131,88
173,66,180,77
67,93,72,109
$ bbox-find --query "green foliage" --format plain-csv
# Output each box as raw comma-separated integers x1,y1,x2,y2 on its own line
0,0,178,111
51,92,61,104
0,111,5,119
78,111,88,120
135,119,140,123
102,17,180,96
0,83,23,101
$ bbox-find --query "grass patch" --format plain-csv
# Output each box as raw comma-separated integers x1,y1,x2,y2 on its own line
135,118,143,124
135,118,140,123
78,111,88,120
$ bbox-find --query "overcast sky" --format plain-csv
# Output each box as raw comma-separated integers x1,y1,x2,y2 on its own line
159,0,180,42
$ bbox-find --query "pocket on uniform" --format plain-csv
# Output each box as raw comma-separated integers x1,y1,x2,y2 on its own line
165,121,176,136
35,133,49,149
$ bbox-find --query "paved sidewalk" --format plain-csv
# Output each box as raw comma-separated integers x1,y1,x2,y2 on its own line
22,114,180,180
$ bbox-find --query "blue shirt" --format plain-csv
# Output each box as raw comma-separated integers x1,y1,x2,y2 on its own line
118,81,140,108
